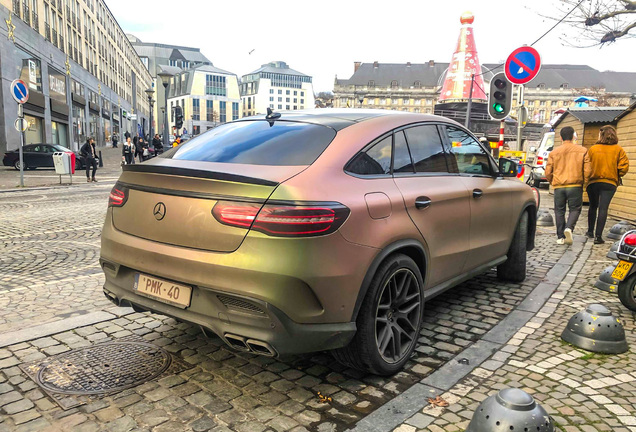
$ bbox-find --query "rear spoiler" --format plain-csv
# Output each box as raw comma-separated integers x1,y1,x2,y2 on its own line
122,164,278,187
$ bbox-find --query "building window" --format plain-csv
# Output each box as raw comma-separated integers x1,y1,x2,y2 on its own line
286,90,290,95
380,99,386,105
248,98,252,109
427,99,433,105
301,92,304,96
368,80,375,88
193,125,200,135
205,75,226,96
294,91,297,95
368,99,375,105
538,83,546,89
403,98,409,105
269,89,274,94
206,100,215,122
14,45,42,92
232,102,239,120
414,81,421,88
391,80,398,89
278,89,282,94
392,99,398,105
561,83,569,89
278,97,282,102
286,98,290,102
301,99,304,104
278,105,282,109
219,101,226,123
286,105,290,110
192,98,200,120
269,97,274,101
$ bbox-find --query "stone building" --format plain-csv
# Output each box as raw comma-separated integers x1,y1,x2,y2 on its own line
0,0,152,153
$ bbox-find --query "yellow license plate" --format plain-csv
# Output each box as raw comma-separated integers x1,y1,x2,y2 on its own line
134,273,192,308
612,261,634,282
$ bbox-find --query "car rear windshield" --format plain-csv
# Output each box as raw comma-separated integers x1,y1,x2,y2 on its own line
171,120,337,166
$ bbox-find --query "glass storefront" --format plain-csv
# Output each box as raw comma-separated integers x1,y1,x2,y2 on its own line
24,115,43,144
52,121,68,147
73,105,86,147
89,112,99,140
13,45,42,92
49,68,66,102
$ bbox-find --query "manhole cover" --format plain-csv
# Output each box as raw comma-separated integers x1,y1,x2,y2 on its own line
35,341,171,395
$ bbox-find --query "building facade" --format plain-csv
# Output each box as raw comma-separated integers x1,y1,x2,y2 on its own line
167,64,241,136
127,35,211,139
0,0,152,154
333,62,636,125
240,61,314,117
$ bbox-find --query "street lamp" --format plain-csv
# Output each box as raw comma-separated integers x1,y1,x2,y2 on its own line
158,70,174,148
145,88,155,142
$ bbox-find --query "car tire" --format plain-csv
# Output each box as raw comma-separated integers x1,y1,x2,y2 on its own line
332,254,423,375
617,273,636,312
13,160,26,170
497,211,528,282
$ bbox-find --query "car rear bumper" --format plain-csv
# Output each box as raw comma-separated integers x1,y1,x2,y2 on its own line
100,209,375,355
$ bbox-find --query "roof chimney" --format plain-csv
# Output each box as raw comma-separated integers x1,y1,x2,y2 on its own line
406,62,411,67
354,61,361,72
373,61,379,68
429,60,435,67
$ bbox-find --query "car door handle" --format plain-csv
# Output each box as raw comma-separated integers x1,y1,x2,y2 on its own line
473,189,483,199
415,197,432,209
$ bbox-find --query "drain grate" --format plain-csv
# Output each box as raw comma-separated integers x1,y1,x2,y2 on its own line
21,337,192,409
36,341,171,395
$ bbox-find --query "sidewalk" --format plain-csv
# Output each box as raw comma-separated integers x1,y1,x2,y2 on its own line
390,237,636,431
0,147,125,190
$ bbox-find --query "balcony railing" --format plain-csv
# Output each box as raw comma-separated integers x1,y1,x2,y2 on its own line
52,28,58,46
66,6,70,22
59,36,64,52
13,0,20,17
44,23,50,41
32,12,38,31
72,12,76,27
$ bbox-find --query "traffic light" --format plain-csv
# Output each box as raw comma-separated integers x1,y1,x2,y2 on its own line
488,72,512,120
174,105,184,129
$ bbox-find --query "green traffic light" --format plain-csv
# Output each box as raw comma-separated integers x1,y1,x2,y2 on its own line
493,103,505,113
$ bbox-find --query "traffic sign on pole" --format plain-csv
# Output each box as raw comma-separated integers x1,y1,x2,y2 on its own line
504,46,542,85
10,79,29,104
14,118,27,132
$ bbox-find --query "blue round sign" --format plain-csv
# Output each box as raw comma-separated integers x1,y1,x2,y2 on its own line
11,79,29,104
504,47,542,85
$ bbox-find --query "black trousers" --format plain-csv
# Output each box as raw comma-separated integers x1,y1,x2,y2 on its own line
85,157,97,179
124,153,134,165
554,187,583,239
587,182,617,238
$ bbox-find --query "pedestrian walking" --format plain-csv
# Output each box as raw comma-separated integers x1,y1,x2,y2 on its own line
138,138,149,162
80,136,99,182
122,137,135,165
586,125,630,244
545,126,591,245
111,132,119,149
152,134,163,155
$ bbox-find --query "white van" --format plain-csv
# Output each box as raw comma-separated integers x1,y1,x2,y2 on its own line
525,132,554,187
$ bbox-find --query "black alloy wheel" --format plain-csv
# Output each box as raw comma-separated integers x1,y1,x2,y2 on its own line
375,268,422,364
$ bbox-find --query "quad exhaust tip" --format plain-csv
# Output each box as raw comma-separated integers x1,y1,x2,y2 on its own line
209,332,277,357
466,388,554,432
561,304,628,354
594,263,619,293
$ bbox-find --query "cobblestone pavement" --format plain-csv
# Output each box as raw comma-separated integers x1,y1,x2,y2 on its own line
392,231,636,431
0,183,632,432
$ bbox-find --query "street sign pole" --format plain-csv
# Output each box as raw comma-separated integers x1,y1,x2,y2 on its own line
516,85,525,151
19,128,24,187
11,79,30,187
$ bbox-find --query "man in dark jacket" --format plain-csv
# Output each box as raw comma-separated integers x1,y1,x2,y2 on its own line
152,134,163,155
80,137,98,182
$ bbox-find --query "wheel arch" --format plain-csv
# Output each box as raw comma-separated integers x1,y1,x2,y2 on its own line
522,202,537,251
351,239,428,321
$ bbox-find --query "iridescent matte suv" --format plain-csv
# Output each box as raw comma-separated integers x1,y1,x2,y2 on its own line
100,110,536,375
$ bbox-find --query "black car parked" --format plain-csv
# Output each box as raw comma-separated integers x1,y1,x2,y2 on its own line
2,144,84,170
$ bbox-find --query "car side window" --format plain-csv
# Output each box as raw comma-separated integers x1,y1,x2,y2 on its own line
445,126,493,176
346,136,392,175
404,125,449,173
393,131,414,173
32,145,42,152
45,146,56,153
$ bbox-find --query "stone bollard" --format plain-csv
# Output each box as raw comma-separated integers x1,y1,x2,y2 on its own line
561,304,628,354
594,263,619,293
607,222,636,240
465,388,554,432
536,210,554,227
607,241,620,260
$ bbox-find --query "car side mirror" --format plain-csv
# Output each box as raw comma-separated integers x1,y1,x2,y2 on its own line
499,157,518,177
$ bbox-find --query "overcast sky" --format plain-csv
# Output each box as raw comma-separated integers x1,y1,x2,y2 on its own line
106,0,636,93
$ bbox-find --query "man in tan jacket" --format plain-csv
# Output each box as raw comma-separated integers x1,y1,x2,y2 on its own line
545,126,591,245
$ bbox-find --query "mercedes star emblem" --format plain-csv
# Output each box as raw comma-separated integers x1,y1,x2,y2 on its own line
153,202,166,221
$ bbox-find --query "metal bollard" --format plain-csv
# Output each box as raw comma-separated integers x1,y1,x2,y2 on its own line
536,210,554,227
465,388,554,432
607,241,620,260
594,263,619,293
561,304,628,354
98,150,104,168
607,222,636,240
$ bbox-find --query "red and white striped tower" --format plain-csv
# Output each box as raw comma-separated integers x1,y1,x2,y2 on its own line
499,120,505,148
438,12,487,104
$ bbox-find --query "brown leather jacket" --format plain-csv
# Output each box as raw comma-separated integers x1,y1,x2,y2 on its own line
587,143,629,187
545,142,591,188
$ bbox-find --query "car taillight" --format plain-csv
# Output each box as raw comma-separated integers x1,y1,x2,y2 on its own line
624,233,636,246
212,201,350,237
536,156,544,166
108,184,128,207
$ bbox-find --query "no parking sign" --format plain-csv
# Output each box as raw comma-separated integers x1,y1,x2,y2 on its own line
504,47,542,85
11,79,29,104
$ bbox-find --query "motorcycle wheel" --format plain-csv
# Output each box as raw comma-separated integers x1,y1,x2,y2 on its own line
617,272,636,312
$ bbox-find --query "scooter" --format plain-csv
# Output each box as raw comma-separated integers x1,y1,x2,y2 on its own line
614,230,636,311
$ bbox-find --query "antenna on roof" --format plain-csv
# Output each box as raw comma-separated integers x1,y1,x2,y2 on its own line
266,108,281,120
